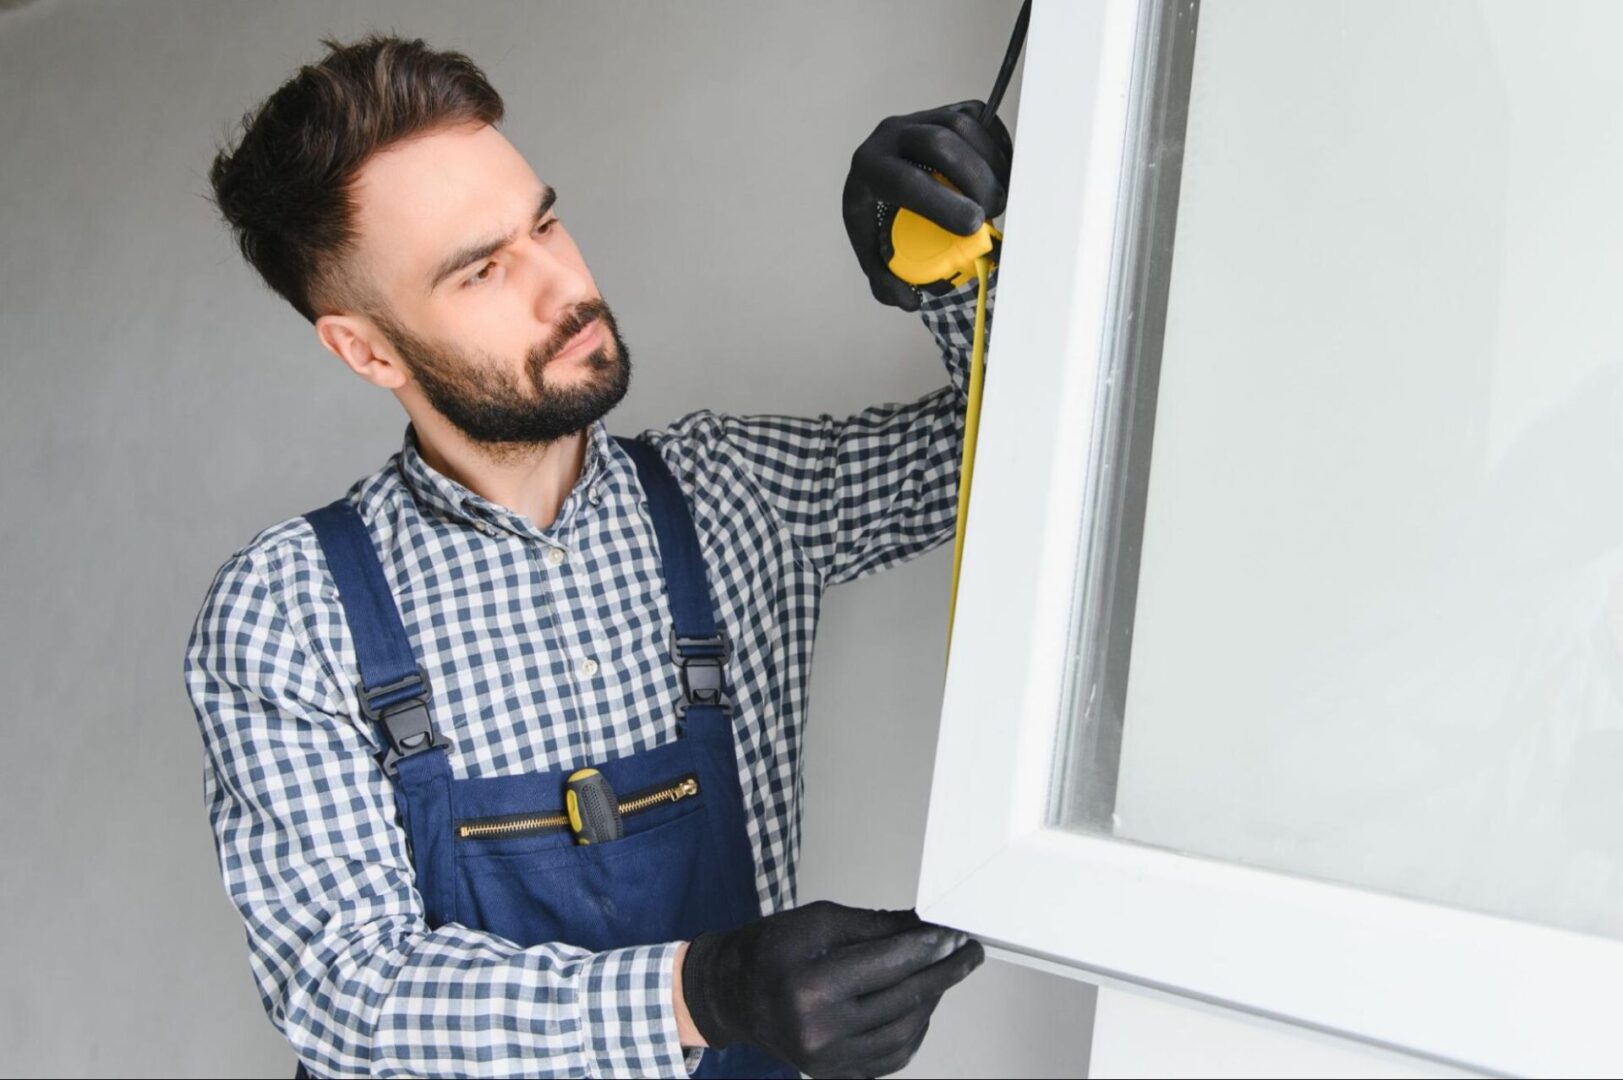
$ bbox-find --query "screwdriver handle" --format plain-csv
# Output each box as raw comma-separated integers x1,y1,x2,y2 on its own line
566,768,624,845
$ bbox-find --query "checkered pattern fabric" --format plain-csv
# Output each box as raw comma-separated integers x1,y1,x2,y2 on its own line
184,272,994,1077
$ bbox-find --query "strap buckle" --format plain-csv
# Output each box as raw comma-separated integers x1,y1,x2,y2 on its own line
358,666,450,775
671,629,732,712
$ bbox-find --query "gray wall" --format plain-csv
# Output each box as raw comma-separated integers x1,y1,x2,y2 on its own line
0,1,1093,1076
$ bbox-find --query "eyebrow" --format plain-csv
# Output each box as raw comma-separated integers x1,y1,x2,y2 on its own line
427,186,557,292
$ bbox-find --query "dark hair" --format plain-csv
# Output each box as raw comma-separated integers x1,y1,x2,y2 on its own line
208,34,504,323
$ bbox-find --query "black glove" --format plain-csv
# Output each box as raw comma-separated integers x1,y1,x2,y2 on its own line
681,900,985,1078
842,99,1015,311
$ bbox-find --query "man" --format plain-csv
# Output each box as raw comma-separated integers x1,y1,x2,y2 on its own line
186,33,1009,1079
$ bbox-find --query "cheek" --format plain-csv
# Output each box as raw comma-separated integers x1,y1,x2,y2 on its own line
439,307,541,373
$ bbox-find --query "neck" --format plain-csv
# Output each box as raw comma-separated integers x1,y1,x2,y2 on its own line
410,410,590,531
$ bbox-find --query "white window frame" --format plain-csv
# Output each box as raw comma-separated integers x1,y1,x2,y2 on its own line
917,2,1623,1075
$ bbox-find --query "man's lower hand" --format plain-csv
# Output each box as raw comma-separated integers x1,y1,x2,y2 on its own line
678,899,985,1078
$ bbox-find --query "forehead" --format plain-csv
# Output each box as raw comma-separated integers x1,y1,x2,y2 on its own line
350,122,541,295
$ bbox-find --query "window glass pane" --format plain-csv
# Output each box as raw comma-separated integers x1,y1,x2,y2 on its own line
1058,0,1623,940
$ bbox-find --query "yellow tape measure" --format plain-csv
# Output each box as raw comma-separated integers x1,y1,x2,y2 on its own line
948,255,992,654
883,0,1028,657
887,174,1001,289
886,186,993,656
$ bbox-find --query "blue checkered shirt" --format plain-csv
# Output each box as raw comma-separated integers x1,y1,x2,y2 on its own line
184,273,994,1078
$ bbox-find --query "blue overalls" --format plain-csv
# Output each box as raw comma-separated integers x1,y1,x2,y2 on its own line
298,437,797,1079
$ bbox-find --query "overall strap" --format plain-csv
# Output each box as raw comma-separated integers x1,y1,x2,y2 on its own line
304,499,450,774
614,437,732,712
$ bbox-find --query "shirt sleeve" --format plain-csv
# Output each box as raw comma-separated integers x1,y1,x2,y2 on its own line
184,549,694,1079
657,270,995,589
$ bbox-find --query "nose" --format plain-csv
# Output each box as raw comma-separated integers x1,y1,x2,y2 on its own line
521,237,593,328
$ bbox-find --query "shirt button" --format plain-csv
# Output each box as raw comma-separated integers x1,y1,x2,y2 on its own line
579,658,599,678
590,486,605,504
546,547,567,567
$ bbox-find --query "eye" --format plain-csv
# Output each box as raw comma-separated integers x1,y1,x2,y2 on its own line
465,261,497,287
535,216,559,236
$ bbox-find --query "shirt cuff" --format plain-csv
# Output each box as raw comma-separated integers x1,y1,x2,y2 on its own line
576,942,693,1078
918,264,999,315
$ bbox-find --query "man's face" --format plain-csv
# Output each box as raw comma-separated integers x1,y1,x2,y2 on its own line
348,122,629,446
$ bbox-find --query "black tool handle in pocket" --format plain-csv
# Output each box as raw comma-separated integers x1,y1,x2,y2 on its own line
566,768,624,845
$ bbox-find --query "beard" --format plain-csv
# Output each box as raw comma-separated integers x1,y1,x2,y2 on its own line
378,297,632,448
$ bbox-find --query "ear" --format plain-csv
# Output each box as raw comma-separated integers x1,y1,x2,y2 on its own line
315,312,409,390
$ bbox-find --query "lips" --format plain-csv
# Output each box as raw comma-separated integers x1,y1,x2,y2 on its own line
551,319,601,363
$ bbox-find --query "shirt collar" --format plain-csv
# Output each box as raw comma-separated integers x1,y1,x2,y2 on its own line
396,419,621,538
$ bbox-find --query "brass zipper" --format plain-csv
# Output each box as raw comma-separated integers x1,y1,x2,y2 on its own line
618,775,699,815
456,774,700,840
456,809,569,840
